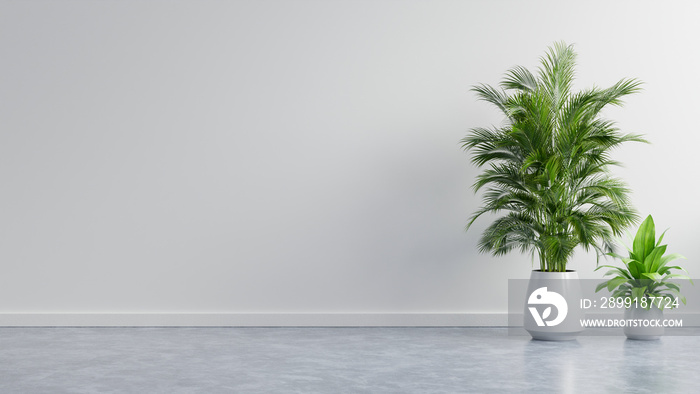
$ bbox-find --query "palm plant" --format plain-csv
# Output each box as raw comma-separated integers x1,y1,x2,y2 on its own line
463,42,647,272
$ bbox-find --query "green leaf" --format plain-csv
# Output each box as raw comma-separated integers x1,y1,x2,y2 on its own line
627,261,645,279
631,286,646,301
659,265,695,286
665,289,686,306
662,265,687,272
645,245,666,272
501,65,538,91
607,277,629,292
620,257,637,266
595,280,612,293
656,228,669,247
601,269,621,277
665,274,692,282
659,253,686,268
595,265,632,279
641,272,663,282
632,215,655,262
606,252,627,260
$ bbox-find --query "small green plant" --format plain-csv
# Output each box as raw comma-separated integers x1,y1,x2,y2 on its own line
595,215,692,309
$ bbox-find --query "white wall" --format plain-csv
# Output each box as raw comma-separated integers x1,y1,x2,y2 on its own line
1,0,698,321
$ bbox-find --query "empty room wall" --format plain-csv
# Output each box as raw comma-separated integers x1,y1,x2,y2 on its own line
1,0,699,324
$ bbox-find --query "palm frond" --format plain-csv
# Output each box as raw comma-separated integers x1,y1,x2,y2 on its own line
537,41,577,113
501,65,538,92
471,84,511,119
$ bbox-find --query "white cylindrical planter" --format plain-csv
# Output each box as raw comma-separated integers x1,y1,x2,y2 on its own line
523,270,584,341
623,304,664,340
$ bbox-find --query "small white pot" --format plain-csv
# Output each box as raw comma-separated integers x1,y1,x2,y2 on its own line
623,304,664,340
523,270,585,341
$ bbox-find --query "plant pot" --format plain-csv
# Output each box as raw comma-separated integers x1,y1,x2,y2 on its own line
623,304,664,340
523,270,584,341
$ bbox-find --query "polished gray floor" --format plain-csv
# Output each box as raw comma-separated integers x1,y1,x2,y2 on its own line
1,327,698,393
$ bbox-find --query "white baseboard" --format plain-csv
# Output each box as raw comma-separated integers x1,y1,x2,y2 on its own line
0,313,508,327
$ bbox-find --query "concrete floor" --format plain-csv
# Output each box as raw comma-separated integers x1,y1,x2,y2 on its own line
1,327,698,393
